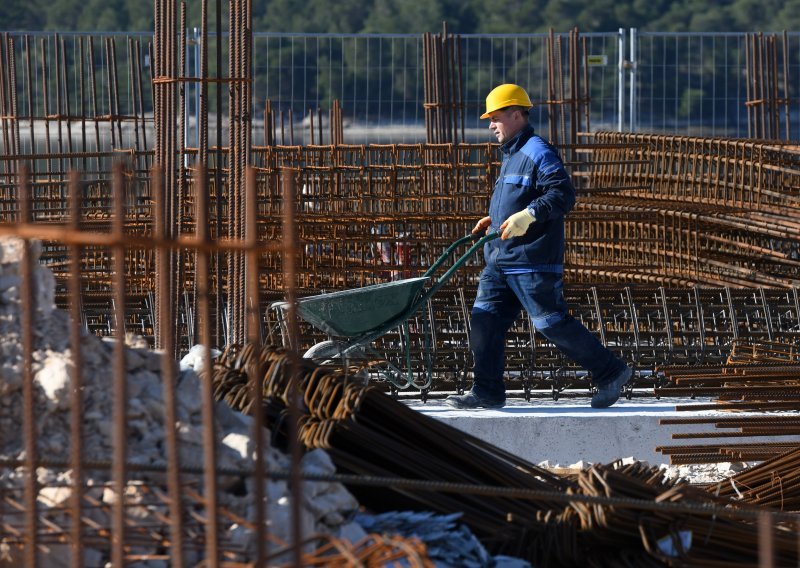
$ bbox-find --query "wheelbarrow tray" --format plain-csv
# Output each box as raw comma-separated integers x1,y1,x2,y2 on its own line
296,276,430,338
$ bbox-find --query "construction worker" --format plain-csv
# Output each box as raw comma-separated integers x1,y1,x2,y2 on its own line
445,83,632,410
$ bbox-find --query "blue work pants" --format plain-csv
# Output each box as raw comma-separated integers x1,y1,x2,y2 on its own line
469,267,626,400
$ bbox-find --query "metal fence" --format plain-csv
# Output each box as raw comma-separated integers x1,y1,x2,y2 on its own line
6,28,798,156
632,31,800,138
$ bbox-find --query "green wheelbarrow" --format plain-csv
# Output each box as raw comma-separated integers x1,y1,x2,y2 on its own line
279,231,499,390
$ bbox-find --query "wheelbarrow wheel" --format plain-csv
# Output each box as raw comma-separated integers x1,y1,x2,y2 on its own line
303,340,349,363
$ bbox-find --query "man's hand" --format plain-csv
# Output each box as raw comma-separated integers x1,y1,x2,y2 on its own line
500,209,535,239
472,216,492,235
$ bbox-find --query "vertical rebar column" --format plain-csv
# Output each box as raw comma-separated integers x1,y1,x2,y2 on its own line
0,34,10,178
19,166,39,566
422,32,432,142
110,38,123,147
227,0,240,345
781,31,790,140
78,38,88,171
547,28,559,145
104,38,117,152
24,35,35,161
215,0,224,346
60,35,74,170
226,0,253,345
153,165,186,566
153,0,165,349
280,166,304,567
569,28,579,150
582,37,590,133
87,37,101,174
110,162,128,568
55,34,66,175
7,35,21,179
40,37,54,177
175,3,188,351
128,38,141,157
67,171,85,568
745,34,753,139
756,33,766,138
135,39,149,163
11,35,20,174
191,0,211,345
440,23,452,144
153,0,182,354
245,166,266,566
195,164,220,566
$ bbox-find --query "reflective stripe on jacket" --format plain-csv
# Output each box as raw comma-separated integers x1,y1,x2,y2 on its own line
485,124,576,272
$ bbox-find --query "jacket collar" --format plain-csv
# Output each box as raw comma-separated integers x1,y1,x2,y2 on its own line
500,123,535,155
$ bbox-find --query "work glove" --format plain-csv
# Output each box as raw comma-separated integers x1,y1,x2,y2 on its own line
500,208,535,239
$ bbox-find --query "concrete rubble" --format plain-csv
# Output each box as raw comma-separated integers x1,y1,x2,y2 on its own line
0,237,362,566
537,457,752,485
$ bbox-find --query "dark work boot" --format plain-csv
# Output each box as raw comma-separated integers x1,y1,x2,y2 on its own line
591,366,633,409
444,390,505,409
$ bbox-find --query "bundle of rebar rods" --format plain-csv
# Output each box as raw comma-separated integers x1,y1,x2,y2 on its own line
709,445,800,510
209,342,800,567
570,463,800,567
209,343,572,538
658,338,800,464
266,533,436,567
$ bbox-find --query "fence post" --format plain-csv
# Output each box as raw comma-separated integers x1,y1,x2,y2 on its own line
617,28,626,132
629,27,638,132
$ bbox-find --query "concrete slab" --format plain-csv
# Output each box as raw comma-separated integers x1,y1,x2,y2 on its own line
405,394,798,466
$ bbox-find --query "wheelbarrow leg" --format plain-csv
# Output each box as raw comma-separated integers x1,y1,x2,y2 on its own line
550,366,562,401
522,373,532,402
455,372,467,395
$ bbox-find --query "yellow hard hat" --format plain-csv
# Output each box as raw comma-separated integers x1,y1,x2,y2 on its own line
480,83,533,119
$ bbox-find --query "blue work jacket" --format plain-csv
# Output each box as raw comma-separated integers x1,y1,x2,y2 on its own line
485,124,576,273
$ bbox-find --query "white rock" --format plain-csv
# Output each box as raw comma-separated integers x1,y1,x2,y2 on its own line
180,344,221,373
38,486,72,507
0,237,40,265
33,360,70,408
102,487,120,505
223,432,252,460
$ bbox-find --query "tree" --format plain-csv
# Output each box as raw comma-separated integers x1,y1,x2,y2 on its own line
1,0,45,30
261,0,369,33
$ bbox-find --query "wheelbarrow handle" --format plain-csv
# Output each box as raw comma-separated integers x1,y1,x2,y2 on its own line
418,231,499,303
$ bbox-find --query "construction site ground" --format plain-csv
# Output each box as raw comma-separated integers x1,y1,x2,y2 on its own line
406,391,792,466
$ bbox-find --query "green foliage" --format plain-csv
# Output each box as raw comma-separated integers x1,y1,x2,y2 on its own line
678,87,705,118
0,0,45,30
2,0,799,33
